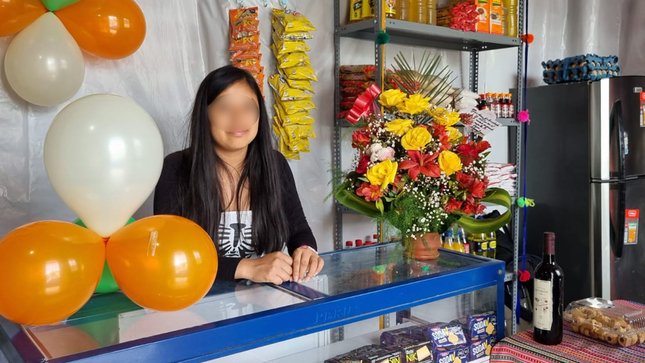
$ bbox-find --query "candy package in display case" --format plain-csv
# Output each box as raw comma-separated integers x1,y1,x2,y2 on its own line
563,298,645,347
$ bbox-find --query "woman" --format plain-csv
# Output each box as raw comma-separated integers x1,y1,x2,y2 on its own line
153,65,323,285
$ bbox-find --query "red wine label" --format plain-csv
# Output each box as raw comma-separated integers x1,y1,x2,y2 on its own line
533,279,553,330
625,209,639,245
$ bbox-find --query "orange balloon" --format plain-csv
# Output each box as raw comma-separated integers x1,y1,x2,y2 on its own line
0,0,47,36
0,221,105,326
54,0,146,59
106,215,218,311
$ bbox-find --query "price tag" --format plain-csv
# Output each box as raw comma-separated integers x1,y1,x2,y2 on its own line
624,209,639,245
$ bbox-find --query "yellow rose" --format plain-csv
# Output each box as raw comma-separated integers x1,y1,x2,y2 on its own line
401,127,431,151
439,150,463,176
397,94,430,115
379,89,407,108
446,126,463,142
367,159,398,190
429,107,460,126
385,118,414,136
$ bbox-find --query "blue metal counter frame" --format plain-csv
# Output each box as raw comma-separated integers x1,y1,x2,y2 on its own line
2,247,505,363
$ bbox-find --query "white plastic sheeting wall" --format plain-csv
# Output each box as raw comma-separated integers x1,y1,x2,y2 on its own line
0,0,642,252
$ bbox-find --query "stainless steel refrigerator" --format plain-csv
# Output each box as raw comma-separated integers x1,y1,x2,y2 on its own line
524,76,645,305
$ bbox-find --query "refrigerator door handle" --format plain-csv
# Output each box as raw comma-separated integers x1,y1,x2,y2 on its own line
610,101,626,258
611,100,627,179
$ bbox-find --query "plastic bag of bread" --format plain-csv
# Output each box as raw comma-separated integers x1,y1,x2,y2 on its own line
564,298,645,347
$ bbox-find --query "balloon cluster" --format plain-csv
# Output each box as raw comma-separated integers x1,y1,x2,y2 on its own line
1,0,146,106
0,95,218,326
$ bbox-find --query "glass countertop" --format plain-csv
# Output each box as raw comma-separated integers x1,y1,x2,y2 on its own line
20,281,305,360
11,242,490,360
281,243,482,299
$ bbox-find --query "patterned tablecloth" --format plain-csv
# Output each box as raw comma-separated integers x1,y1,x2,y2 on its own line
491,300,645,363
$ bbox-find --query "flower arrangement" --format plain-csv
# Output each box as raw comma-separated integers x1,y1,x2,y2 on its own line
335,52,511,249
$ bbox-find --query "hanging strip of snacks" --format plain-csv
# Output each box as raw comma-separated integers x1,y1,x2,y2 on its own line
270,8,317,160
229,7,265,90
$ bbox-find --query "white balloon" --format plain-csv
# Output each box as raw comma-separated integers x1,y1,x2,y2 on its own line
44,94,164,237
4,12,84,107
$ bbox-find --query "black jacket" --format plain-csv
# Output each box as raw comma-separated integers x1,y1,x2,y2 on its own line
153,150,317,280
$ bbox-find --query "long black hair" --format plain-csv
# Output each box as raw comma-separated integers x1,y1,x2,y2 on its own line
178,65,288,255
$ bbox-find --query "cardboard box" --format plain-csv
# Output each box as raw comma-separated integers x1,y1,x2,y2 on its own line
475,0,490,33
490,0,504,34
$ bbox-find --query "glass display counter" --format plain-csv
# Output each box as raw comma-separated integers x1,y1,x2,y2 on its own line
0,243,505,362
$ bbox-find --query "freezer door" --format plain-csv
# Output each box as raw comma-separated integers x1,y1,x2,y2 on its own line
590,77,645,181
591,179,645,303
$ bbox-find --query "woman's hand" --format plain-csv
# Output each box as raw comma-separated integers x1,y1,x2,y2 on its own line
291,245,324,282
235,252,293,285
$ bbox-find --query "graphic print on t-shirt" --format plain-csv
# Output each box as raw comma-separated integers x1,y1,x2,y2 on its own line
218,211,254,258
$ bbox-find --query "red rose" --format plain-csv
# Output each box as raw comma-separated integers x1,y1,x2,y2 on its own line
356,182,383,202
356,154,370,174
445,198,463,213
352,128,371,148
477,140,491,153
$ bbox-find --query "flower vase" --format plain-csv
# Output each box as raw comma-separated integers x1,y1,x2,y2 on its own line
404,232,441,260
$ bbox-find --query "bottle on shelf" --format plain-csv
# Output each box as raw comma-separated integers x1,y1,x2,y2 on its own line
501,93,510,118
533,232,564,345
508,93,515,118
406,0,419,22
425,0,436,25
385,0,397,18
345,240,354,249
373,233,380,244
503,0,518,37
478,93,489,111
365,234,373,245
491,93,500,118
487,231,497,258
468,232,489,257
456,225,468,254
396,0,409,20
355,239,364,247
443,226,465,253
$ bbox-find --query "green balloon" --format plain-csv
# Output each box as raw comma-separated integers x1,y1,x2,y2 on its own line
73,217,136,294
41,0,80,12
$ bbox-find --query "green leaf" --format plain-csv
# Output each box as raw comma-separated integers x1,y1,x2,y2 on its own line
390,51,455,106
375,199,385,214
457,188,514,234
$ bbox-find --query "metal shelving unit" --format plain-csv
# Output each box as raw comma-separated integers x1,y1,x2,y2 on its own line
332,0,525,335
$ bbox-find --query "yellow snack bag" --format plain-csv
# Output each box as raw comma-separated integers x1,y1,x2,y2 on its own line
281,65,318,82
272,9,316,33
274,49,311,69
283,77,315,93
276,99,316,115
272,32,310,55
284,124,316,142
269,74,313,101
273,105,314,124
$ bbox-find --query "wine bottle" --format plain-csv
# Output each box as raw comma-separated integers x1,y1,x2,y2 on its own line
533,232,564,345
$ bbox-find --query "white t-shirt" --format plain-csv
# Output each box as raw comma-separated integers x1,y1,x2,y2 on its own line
217,211,256,258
